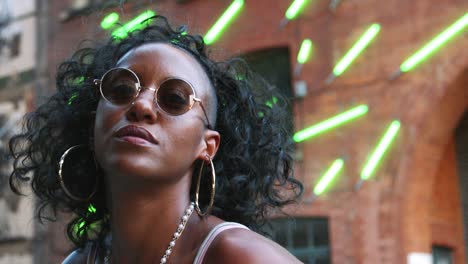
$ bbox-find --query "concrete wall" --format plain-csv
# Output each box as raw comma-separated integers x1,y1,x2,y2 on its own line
0,101,34,264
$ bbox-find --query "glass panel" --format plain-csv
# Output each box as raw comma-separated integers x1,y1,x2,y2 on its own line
275,226,288,247
316,256,331,264
292,220,308,248
269,219,289,247
433,246,453,264
313,219,330,246
298,255,310,264
268,217,330,263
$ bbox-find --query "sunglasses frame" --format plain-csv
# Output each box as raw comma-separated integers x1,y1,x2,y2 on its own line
93,67,212,129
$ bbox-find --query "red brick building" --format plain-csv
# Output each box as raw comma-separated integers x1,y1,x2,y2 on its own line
31,0,468,263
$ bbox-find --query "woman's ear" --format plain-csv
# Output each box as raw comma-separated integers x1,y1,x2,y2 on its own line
198,129,220,161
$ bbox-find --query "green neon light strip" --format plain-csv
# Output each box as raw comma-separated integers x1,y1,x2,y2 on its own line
361,120,401,180
68,76,84,85
314,158,344,195
258,97,279,117
400,13,468,72
75,205,97,235
67,76,84,105
297,39,313,64
67,93,78,105
112,10,156,39
77,221,85,232
265,96,278,108
101,12,119,29
332,23,381,76
204,0,244,45
285,0,309,20
293,105,368,142
88,204,96,213
75,221,100,236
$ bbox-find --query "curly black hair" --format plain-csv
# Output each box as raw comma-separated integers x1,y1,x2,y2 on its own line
9,15,303,249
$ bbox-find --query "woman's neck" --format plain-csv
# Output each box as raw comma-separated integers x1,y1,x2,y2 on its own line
106,175,197,263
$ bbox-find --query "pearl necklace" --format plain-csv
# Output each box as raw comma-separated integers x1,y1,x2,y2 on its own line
104,202,195,264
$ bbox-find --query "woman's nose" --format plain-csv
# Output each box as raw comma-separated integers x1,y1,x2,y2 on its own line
126,89,158,123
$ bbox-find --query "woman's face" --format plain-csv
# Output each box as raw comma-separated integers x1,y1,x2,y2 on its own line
94,43,216,183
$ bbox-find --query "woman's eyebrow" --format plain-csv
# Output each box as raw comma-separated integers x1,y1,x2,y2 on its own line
115,61,199,88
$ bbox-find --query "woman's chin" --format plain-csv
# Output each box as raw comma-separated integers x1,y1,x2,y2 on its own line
102,157,164,182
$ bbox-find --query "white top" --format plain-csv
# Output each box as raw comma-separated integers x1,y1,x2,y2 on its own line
61,222,249,264
192,222,249,264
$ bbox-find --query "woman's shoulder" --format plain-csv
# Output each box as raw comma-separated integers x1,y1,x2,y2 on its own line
62,247,89,264
62,242,97,264
203,223,302,264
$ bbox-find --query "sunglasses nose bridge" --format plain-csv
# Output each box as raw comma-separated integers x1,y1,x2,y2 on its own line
132,85,156,103
144,86,157,93
138,86,158,102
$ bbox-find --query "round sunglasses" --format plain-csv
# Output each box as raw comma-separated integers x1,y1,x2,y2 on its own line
93,68,212,129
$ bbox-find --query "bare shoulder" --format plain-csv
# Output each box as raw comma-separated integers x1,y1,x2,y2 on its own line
62,250,87,264
204,227,302,264
62,244,91,264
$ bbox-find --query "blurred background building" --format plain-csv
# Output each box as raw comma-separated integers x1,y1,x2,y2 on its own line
1,0,467,263
0,0,36,263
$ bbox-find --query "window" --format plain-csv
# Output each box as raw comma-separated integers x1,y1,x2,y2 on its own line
9,33,20,58
267,218,331,264
433,246,453,264
241,47,293,99
241,47,294,134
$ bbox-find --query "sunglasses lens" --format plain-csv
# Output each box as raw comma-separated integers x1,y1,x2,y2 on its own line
157,79,193,115
101,68,139,105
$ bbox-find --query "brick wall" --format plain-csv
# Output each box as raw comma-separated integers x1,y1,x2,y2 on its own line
456,111,468,263
431,140,465,264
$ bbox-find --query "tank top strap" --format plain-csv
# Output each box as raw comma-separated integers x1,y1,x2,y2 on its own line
192,222,249,264
87,234,111,264
87,242,98,264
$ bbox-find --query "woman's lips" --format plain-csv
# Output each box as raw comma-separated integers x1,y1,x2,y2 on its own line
117,136,153,146
113,125,158,145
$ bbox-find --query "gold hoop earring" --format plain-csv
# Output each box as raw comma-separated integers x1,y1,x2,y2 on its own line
58,144,99,201
195,156,216,216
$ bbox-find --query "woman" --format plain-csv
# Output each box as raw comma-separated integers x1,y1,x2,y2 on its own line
9,15,303,263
